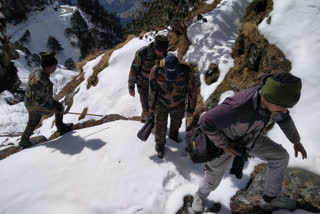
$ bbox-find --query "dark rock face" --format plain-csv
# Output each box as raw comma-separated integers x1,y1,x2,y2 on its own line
205,63,220,85
231,164,320,213
0,0,20,94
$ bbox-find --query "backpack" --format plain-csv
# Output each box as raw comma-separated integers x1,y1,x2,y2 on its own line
185,126,224,163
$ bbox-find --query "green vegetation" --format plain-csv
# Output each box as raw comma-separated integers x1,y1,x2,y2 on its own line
125,0,206,35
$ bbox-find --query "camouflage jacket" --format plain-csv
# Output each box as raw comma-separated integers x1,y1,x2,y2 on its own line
24,67,54,113
128,43,163,90
148,62,200,112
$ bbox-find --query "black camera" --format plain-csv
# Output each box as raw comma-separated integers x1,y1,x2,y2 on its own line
229,146,248,179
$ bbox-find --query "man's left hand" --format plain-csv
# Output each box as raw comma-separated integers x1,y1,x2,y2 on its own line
294,143,307,159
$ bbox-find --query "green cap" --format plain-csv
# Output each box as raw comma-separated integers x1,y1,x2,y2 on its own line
261,74,302,108
40,51,56,61
40,51,58,67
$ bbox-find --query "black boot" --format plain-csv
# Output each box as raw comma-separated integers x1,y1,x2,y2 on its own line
19,139,34,149
169,133,182,143
155,144,165,159
57,123,73,135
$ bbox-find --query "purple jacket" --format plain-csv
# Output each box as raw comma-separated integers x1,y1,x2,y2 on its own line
200,86,301,148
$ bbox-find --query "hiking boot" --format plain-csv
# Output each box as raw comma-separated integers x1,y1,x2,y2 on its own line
260,196,296,211
192,193,205,213
19,139,34,149
57,123,73,135
155,144,165,159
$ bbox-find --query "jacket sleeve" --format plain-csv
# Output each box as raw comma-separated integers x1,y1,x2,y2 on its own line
272,111,301,144
148,66,158,111
186,67,200,113
128,50,142,90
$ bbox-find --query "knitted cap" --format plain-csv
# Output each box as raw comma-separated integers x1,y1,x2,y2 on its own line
164,54,178,81
40,51,58,67
153,35,169,52
261,73,302,108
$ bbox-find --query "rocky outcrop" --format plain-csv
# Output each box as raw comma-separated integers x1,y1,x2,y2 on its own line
0,0,19,94
231,164,320,213
205,0,291,109
205,63,220,85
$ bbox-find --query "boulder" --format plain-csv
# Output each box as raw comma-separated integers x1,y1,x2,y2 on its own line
205,63,220,85
231,164,320,213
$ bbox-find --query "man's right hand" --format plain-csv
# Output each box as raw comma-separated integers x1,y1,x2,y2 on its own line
222,143,241,156
129,88,135,97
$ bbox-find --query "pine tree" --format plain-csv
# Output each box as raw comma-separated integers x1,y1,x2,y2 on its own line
19,29,31,44
47,36,64,52
70,10,88,39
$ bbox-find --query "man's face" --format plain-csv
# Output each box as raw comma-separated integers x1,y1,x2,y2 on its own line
261,96,288,114
154,49,165,58
266,99,288,114
46,64,57,74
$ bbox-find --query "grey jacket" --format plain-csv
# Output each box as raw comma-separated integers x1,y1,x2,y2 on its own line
200,86,301,148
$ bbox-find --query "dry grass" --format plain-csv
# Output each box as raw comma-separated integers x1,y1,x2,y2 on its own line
177,34,191,60
242,22,258,37
76,50,105,72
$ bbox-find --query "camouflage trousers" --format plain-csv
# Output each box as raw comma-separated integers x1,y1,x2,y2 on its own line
138,87,150,122
20,100,65,143
155,102,185,145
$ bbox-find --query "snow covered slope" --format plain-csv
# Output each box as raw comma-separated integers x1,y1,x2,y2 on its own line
6,4,80,65
0,120,262,214
184,0,251,101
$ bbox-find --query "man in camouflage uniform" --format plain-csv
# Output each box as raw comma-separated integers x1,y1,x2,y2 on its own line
19,51,73,148
128,35,169,122
149,54,199,158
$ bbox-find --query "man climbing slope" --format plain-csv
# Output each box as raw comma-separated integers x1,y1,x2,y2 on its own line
19,51,73,148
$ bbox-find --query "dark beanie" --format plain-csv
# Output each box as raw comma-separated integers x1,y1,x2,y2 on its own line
40,51,58,68
153,35,169,52
261,73,302,108
164,54,179,81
